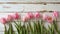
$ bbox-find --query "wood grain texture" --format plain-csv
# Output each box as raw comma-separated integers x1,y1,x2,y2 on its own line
0,4,60,13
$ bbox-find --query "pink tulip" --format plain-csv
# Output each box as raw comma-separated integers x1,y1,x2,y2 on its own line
13,12,20,19
42,15,48,20
53,11,59,18
26,12,34,19
25,15,31,20
7,15,13,21
34,12,41,19
46,16,53,23
22,16,28,22
0,18,7,24
43,14,53,23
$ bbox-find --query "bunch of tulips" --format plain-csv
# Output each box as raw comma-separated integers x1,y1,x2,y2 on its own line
0,11,59,34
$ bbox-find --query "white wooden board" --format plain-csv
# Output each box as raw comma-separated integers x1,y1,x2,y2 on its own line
0,4,60,12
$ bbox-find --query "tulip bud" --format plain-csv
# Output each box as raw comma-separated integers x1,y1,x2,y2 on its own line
27,12,34,19
13,12,20,19
46,16,53,23
42,14,48,20
0,18,7,24
53,11,59,18
34,12,41,19
7,15,13,21
43,14,53,23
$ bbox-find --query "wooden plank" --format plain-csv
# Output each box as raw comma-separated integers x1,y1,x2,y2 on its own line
0,2,60,4
0,4,59,12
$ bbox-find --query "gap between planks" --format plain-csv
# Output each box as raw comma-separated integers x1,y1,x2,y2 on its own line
0,2,60,4
0,11,56,13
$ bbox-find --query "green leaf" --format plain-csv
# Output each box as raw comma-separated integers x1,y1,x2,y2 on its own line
21,24,26,34
53,20,58,32
34,22,37,34
28,22,34,34
14,21,19,27
8,23,15,34
15,25,20,34
14,21,21,34
48,24,55,34
37,20,42,34
4,25,8,34
26,24,30,34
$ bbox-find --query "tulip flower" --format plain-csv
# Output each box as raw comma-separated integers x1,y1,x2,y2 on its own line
34,12,41,19
13,12,20,19
7,15,13,21
46,16,53,23
22,16,29,22
43,14,53,23
0,18,7,24
42,14,48,21
26,12,34,19
53,11,59,18
25,15,30,20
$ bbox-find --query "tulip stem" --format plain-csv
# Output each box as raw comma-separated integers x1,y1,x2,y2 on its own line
4,25,8,34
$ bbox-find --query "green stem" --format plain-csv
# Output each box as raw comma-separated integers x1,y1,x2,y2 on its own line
4,25,8,34
40,20,43,34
